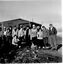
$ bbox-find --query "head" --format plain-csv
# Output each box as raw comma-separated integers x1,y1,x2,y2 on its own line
37,26,40,30
20,25,23,29
26,26,29,29
49,24,53,28
7,28,9,32
4,27,6,31
9,26,12,30
29,23,31,28
32,24,36,29
41,26,46,30
18,25,20,30
41,25,42,29
14,26,17,30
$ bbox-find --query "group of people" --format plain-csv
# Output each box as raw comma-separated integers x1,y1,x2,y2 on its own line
3,24,57,48
0,23,57,58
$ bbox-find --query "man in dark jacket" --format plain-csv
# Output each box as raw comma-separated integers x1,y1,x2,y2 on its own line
49,24,57,50
25,26,31,48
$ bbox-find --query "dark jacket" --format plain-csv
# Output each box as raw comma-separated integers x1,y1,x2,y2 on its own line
0,31,3,37
49,27,57,35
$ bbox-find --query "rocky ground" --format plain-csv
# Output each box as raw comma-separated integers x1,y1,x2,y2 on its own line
12,47,62,63
0,44,62,63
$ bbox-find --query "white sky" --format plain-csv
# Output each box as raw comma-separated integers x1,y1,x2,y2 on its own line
0,0,61,30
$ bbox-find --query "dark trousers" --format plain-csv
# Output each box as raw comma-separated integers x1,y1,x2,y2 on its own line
18,36,24,46
32,37,37,45
26,36,31,47
43,37,48,47
0,37,3,57
0,36,11,58
5,36,11,53
0,37,2,47
37,39,44,48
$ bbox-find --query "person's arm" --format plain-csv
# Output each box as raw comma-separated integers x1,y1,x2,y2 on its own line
16,29,18,36
29,29,32,40
12,30,14,37
37,33,39,38
29,29,31,36
54,27,57,35
53,27,57,35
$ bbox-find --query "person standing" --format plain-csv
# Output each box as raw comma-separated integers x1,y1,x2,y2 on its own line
0,27,3,58
9,26,12,44
3,27,7,44
49,24,57,49
18,25,24,48
37,29,44,48
12,26,18,46
3,28,11,55
30,24,37,46
41,26,49,48
25,26,31,48
37,25,40,32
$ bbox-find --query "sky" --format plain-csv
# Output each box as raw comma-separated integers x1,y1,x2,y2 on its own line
0,0,61,31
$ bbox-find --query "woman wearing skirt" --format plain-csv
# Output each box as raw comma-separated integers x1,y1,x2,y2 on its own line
37,29,44,49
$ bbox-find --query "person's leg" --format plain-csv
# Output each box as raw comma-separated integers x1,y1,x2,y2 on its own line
17,37,21,48
33,37,37,46
52,35,57,49
20,36,25,48
45,37,48,46
32,37,35,45
29,40,32,48
0,37,2,47
41,39,44,48
28,35,31,48
26,37,29,47
9,36,12,50
46,37,50,46
28,35,32,48
9,36,12,45
36,39,39,48
31,37,36,49
6,36,10,54
39,39,42,48
28,37,32,48
43,37,46,47
19,37,22,46
48,36,53,48
43,39,44,48
0,37,3,58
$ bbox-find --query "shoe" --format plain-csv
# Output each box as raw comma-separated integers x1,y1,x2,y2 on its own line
51,47,57,50
38,46,41,49
46,46,49,49
36,50,38,52
43,46,45,48
26,50,29,52
19,46,21,48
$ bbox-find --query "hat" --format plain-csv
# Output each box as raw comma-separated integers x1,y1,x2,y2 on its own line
42,26,45,28
49,24,53,26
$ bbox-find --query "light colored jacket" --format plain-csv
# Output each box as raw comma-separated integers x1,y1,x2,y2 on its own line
30,28,37,40
18,28,24,38
12,29,18,37
37,30,43,39
43,29,49,38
